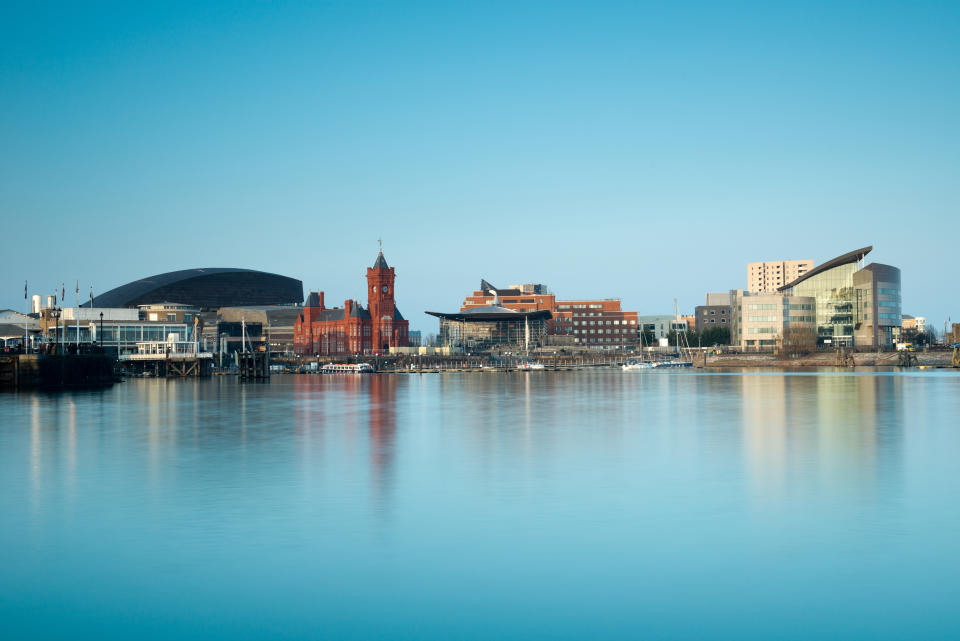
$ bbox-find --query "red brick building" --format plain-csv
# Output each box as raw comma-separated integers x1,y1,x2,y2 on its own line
293,251,410,355
462,280,639,347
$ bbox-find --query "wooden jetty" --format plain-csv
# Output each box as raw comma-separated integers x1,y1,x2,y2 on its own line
118,341,213,378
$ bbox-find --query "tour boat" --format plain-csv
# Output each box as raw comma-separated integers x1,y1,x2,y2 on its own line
320,363,374,374
518,360,545,371
650,360,693,368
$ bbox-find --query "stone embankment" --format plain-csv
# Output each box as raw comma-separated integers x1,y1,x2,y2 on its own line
703,350,955,368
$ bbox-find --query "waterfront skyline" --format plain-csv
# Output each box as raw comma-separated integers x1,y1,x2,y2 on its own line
2,1,957,331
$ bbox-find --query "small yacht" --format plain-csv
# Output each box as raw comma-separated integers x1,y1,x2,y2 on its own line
622,360,653,371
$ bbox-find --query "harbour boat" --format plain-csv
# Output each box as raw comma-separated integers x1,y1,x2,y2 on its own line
650,360,693,368
622,360,653,371
320,363,374,374
518,360,545,371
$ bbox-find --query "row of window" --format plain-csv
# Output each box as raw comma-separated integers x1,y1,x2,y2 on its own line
572,329,632,335
558,312,624,318
557,319,636,326
557,304,606,310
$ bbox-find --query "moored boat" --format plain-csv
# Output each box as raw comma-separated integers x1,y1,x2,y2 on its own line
320,363,374,374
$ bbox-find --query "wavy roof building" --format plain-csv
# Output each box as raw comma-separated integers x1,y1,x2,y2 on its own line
86,268,303,310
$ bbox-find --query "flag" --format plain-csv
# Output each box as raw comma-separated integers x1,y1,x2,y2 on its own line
24,280,27,300
75,280,79,295
89,286,94,306
62,283,65,301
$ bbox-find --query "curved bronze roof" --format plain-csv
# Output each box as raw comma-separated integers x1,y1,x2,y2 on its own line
425,309,552,322
778,246,872,292
85,268,303,310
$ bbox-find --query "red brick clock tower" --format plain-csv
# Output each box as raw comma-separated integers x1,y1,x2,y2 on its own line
367,245,396,352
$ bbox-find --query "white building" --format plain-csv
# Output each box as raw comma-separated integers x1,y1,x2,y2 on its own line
637,315,688,340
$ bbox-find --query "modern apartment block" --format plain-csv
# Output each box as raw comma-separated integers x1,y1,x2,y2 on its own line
637,315,688,341
747,259,814,293
462,280,639,347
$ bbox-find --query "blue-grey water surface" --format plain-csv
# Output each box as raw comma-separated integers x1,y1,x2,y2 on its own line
2,370,959,639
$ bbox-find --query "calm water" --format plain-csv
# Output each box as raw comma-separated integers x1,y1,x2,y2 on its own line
1,370,959,640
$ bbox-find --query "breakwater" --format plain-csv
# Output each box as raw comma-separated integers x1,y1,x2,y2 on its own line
0,353,117,390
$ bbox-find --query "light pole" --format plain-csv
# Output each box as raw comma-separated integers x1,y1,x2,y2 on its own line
99,312,104,352
52,307,61,353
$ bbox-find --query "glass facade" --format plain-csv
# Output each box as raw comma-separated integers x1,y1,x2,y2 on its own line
50,322,190,354
438,317,547,350
783,262,858,346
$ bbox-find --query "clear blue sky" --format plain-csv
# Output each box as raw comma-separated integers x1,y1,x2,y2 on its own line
2,1,957,333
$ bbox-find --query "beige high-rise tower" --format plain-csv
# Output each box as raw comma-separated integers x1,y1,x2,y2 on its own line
747,259,814,293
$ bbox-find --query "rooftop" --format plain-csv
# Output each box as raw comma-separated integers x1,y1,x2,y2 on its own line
778,246,872,291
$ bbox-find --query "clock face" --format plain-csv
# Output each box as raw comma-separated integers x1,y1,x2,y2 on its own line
382,286,388,293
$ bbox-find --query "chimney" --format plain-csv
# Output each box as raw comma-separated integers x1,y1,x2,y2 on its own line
344,300,352,317
318,291,325,309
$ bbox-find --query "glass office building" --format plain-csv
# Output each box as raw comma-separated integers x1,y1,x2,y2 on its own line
779,246,902,348
425,307,551,351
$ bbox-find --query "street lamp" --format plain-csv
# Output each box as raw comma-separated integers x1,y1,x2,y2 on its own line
51,306,61,353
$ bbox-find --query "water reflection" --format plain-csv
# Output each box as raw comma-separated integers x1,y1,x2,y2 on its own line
3,371,958,640
732,373,905,506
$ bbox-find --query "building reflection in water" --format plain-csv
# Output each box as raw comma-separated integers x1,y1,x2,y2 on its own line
293,374,397,516
367,375,397,515
735,372,904,506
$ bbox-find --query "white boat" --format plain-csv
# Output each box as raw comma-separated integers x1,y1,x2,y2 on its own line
650,360,693,369
320,363,374,374
518,360,545,371
622,360,653,371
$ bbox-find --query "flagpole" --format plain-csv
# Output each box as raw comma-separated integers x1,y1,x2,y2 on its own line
75,280,80,349
24,280,29,354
